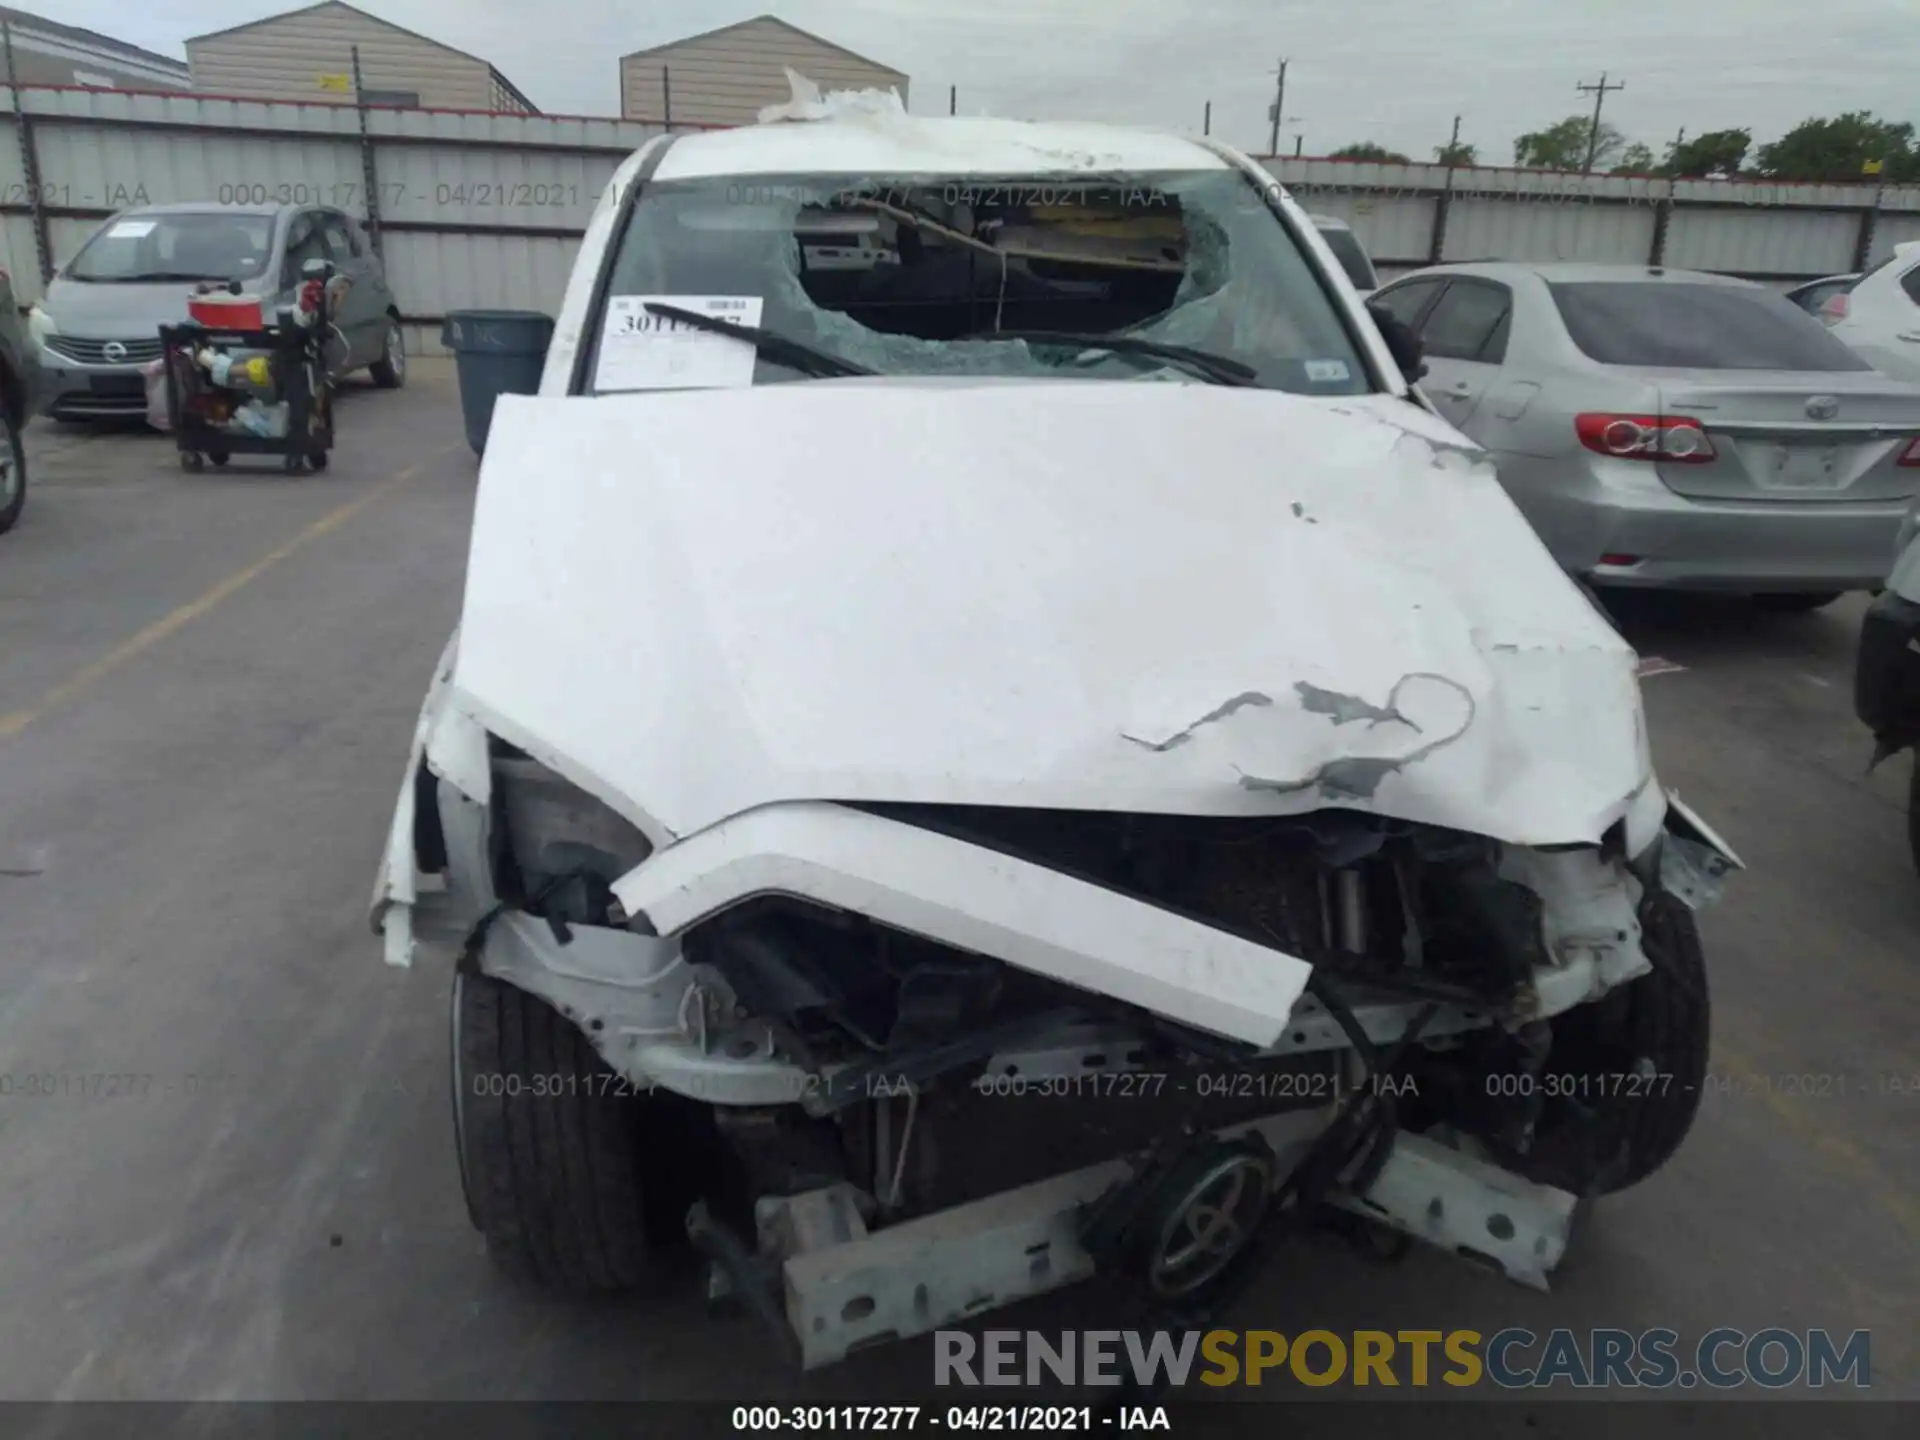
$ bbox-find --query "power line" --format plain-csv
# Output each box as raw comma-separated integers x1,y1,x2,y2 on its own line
1575,71,1625,173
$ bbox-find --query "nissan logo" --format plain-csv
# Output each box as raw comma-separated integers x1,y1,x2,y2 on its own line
1805,395,1840,420
101,341,128,363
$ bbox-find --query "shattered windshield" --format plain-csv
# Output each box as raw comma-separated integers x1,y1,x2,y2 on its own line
585,169,1372,395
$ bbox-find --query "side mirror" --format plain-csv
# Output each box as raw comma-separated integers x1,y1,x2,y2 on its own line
1365,301,1428,385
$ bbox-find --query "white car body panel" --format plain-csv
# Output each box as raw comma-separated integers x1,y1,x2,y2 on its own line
451,382,1647,856
611,801,1317,1047
1828,240,1920,386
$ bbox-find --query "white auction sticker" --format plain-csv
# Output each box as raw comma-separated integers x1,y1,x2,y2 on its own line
107,219,158,239
595,295,765,392
1304,358,1350,383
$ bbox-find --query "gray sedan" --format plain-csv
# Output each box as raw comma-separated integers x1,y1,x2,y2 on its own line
27,202,406,421
1372,262,1920,609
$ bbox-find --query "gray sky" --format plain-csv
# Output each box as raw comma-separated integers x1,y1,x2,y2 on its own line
52,0,1919,161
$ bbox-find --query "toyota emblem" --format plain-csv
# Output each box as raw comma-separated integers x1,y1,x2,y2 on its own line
102,341,129,363
1805,395,1840,420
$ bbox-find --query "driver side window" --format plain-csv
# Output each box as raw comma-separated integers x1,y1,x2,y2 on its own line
281,212,329,288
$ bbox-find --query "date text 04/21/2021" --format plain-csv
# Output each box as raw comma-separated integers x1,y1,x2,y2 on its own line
730,1407,1164,1432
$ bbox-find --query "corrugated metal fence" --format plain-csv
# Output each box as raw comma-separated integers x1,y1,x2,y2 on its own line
1258,156,1920,287
6,82,1920,357
0,83,688,353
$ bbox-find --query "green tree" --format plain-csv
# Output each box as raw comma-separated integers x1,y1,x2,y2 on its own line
1753,112,1917,182
1434,138,1478,166
1513,114,1625,171
1659,128,1750,177
1610,142,1656,174
1328,141,1411,163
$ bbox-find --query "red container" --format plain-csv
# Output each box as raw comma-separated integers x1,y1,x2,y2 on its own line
188,293,265,329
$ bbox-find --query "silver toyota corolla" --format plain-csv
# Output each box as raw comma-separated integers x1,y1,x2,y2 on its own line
27,202,406,421
1372,262,1920,610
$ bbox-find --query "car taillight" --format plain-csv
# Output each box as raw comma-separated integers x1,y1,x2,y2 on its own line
1819,293,1849,325
1575,413,1717,464
1898,438,1920,468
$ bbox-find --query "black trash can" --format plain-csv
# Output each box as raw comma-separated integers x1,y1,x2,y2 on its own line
441,310,555,457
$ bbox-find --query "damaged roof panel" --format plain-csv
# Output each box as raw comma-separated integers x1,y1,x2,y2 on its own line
652,114,1230,182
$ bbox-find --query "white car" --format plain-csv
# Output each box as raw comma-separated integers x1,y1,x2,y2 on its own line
370,96,1738,1368
1821,240,1920,384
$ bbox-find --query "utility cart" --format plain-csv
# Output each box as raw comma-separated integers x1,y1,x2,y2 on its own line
156,264,340,474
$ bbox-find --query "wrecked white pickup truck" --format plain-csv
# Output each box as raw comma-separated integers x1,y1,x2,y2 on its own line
371,95,1741,1369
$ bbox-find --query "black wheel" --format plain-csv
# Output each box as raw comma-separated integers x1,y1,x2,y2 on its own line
370,317,407,389
308,450,329,472
0,407,25,535
1509,890,1710,1195
180,451,205,473
283,453,304,474
1751,591,1842,613
208,449,230,468
1908,754,1919,879
451,968,656,1291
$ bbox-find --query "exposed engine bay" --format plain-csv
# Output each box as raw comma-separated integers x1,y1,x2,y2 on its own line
398,727,1734,1370
497,754,1703,1191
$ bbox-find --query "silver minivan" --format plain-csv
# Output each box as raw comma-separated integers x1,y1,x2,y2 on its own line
27,202,406,420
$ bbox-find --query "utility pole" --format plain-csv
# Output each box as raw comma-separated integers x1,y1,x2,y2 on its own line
1431,115,1463,265
1267,58,1288,156
1575,71,1625,173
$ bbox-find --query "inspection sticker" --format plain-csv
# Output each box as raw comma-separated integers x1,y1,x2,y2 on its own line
596,294,764,392
107,219,157,239
1304,358,1350,383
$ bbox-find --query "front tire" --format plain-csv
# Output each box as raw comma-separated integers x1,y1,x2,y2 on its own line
1908,754,1919,878
451,968,655,1291
1513,890,1710,1195
370,318,407,389
0,407,25,534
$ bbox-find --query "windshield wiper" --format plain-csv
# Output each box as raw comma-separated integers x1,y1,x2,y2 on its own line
955,329,1258,386
641,302,874,379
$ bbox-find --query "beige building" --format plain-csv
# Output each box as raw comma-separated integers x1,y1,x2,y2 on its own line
0,5,189,91
620,14,907,127
186,1,536,113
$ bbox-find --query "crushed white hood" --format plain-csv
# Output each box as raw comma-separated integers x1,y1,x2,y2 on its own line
453,382,1649,848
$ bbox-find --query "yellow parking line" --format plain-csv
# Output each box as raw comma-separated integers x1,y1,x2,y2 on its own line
0,451,451,743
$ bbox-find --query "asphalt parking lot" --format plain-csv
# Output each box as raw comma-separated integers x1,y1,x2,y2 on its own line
0,362,1914,1405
